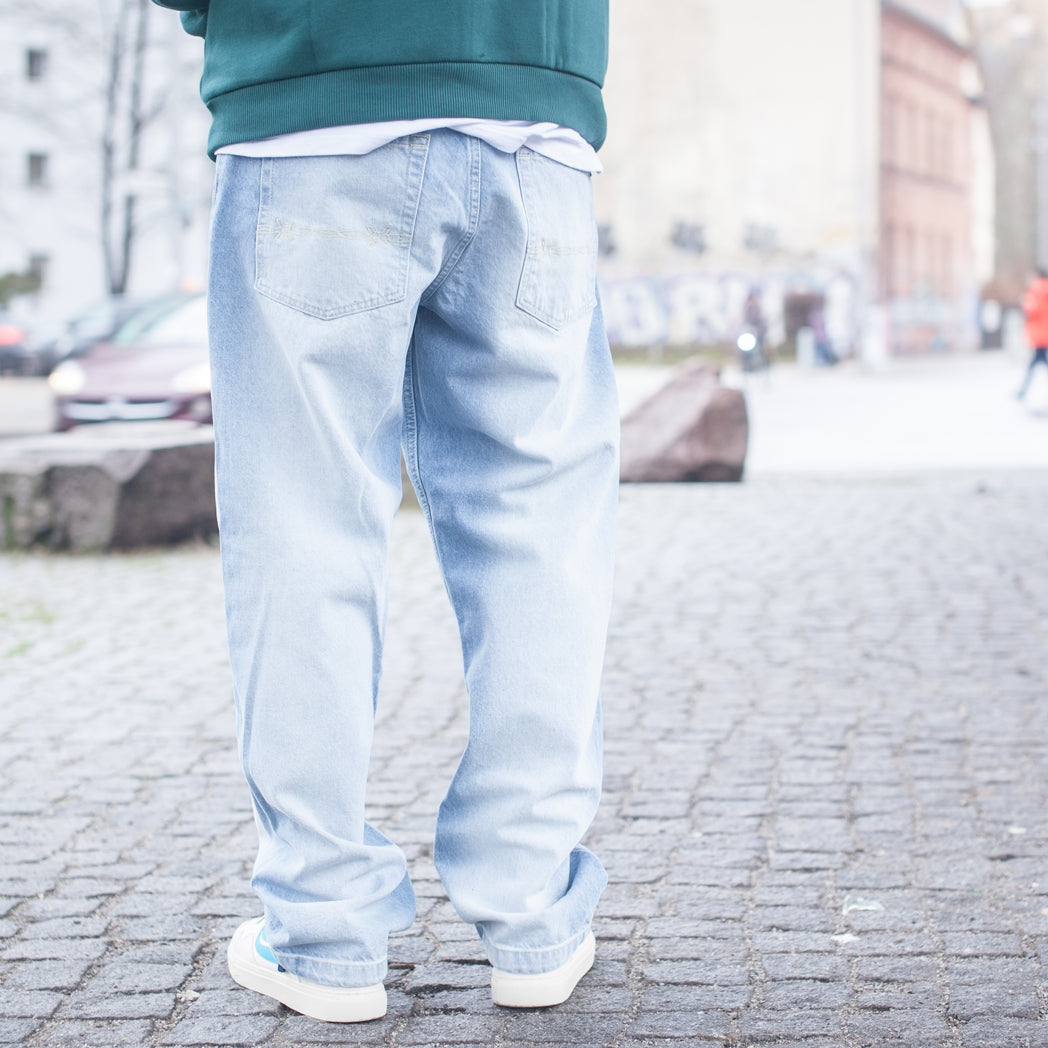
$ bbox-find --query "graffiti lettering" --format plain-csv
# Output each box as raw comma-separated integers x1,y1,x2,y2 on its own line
600,271,857,352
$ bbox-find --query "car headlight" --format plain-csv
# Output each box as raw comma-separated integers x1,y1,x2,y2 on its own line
48,360,87,395
172,362,211,393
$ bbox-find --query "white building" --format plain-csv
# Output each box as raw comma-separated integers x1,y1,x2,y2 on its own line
0,1,212,329
594,0,994,357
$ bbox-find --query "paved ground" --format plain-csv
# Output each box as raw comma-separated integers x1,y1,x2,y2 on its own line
1,351,1047,1047
617,345,1048,475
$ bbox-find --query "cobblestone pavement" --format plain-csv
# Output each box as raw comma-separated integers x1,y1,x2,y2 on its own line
2,471,1047,1047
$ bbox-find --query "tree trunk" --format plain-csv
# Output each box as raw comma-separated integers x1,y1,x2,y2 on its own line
101,0,150,297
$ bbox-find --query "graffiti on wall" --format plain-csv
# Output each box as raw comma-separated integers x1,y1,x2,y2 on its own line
600,270,858,355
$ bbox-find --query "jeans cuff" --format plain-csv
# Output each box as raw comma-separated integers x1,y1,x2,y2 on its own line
275,951,389,988
483,927,592,975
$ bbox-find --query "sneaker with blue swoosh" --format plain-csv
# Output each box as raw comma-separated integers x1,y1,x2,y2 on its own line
227,918,386,1023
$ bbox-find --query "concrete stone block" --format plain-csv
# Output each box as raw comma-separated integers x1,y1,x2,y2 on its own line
619,360,748,483
0,422,216,551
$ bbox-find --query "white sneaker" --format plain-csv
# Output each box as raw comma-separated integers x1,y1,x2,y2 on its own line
490,932,596,1008
227,918,387,1023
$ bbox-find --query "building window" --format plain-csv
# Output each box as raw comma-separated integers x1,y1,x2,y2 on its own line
27,153,49,187
27,254,49,293
884,225,896,297
926,112,937,176
886,95,899,166
671,220,707,254
900,102,914,171
26,49,48,80
597,223,617,257
26,48,48,81
904,227,916,296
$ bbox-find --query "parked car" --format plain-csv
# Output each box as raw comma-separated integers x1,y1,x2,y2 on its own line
49,293,211,431
0,315,31,375
24,294,188,376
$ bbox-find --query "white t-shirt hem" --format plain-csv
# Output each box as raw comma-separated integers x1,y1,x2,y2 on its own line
216,118,601,173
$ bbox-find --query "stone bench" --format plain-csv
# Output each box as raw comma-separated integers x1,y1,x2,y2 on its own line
0,360,747,551
0,422,217,551
620,359,749,483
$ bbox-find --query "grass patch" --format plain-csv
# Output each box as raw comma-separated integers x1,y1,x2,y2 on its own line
0,601,56,626
611,342,797,368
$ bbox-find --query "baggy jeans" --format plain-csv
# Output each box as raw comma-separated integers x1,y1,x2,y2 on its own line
207,129,619,988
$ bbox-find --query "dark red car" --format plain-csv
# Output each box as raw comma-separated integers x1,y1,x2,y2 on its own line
0,317,30,374
49,293,211,431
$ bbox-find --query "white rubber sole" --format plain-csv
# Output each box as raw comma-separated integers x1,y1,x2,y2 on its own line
491,932,596,1008
227,918,387,1023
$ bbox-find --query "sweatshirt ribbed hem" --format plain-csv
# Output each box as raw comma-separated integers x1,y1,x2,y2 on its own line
205,62,607,158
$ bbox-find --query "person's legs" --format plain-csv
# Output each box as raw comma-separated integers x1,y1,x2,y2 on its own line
1018,357,1035,399
1018,347,1048,398
208,145,437,991
402,140,619,979
208,133,617,1014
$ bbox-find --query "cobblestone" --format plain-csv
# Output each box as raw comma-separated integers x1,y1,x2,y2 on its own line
1,468,1047,1046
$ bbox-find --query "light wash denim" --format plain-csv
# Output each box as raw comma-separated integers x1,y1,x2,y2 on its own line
207,130,619,988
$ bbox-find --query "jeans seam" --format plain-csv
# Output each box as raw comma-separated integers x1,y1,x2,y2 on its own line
401,326,461,636
254,158,267,293
421,135,483,306
401,337,432,528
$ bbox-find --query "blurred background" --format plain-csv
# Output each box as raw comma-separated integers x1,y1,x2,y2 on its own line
0,0,1043,382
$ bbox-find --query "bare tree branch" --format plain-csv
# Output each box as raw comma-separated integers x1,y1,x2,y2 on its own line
100,0,131,293
116,0,151,293
4,0,197,296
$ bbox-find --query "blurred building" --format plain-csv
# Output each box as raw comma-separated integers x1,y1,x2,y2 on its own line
880,1,988,352
595,0,994,357
967,0,1048,305
0,1,212,330
0,0,996,357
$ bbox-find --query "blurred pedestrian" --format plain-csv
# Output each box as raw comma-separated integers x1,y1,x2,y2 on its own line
809,304,838,366
155,0,617,1025
1018,268,1048,400
739,288,769,371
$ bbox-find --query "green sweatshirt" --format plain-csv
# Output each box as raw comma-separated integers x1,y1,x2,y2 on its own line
154,0,609,158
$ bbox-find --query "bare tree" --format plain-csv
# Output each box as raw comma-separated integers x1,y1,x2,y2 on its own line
100,0,156,294
2,0,196,299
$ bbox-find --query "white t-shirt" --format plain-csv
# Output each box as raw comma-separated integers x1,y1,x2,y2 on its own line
217,118,601,173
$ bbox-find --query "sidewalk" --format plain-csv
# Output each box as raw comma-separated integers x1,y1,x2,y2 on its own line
4,346,1046,472
1,353,1047,1047
616,347,1048,475
735,350,1048,475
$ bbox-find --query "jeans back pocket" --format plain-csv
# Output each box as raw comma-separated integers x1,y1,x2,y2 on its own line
515,150,598,330
254,137,429,320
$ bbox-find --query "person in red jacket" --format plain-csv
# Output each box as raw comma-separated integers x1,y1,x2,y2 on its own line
1018,268,1048,399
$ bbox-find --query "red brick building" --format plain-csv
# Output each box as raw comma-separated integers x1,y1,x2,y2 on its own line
880,0,977,352
589,0,991,356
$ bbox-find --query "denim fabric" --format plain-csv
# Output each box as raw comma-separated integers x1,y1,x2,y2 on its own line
208,130,618,987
